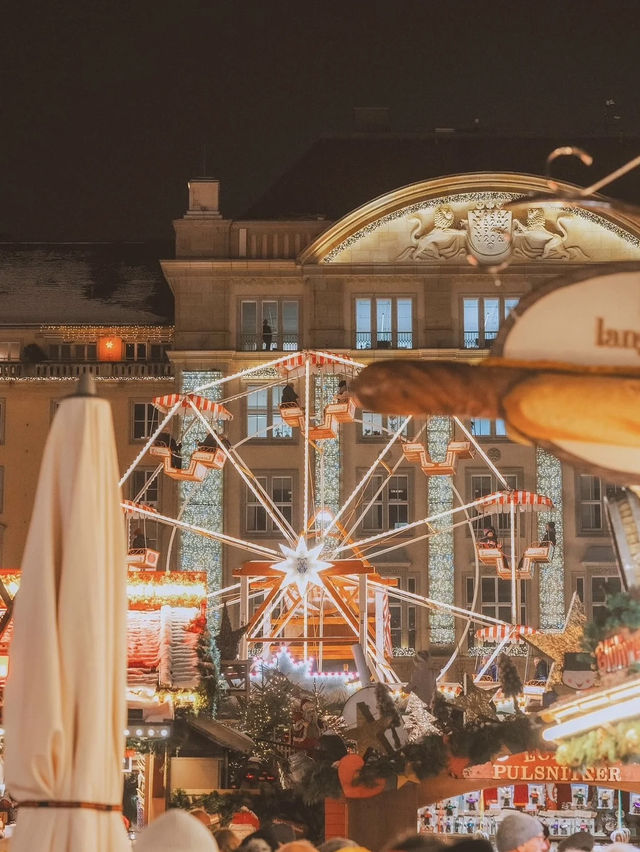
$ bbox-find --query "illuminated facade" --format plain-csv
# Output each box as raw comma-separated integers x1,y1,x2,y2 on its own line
3,157,640,678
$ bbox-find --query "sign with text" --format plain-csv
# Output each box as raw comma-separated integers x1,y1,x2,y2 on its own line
462,750,640,784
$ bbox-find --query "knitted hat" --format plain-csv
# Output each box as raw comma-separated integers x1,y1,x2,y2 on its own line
496,813,544,852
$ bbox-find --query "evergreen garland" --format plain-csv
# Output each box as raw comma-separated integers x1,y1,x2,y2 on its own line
583,589,640,652
195,622,219,717
499,653,523,700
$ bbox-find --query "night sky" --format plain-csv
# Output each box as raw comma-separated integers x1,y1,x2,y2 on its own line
2,1,640,242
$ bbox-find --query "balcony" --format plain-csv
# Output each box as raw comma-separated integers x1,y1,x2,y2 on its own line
239,333,299,352
463,330,498,349
22,362,174,379
355,332,413,350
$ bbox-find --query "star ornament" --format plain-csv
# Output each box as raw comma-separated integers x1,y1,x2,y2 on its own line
523,592,587,688
454,680,500,723
272,536,333,595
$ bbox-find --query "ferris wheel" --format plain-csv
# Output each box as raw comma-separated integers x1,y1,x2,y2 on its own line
119,350,554,686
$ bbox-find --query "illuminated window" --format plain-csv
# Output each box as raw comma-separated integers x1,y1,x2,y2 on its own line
362,474,410,532
0,343,20,362
355,298,413,349
462,296,519,348
361,412,408,439
240,300,299,351
246,474,293,533
246,385,292,440
131,402,160,440
470,418,507,438
388,575,417,650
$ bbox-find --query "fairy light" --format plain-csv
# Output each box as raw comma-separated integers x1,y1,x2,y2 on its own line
536,447,565,629
427,417,455,645
314,375,340,520
181,371,223,638
41,324,174,343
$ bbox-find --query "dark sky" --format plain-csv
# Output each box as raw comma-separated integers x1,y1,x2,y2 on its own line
2,1,640,242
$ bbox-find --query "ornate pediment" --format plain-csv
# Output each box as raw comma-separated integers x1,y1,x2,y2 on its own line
300,175,640,266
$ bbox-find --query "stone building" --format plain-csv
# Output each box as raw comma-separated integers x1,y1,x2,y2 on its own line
3,131,640,675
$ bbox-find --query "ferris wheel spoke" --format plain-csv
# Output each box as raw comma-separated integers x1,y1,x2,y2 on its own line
324,415,412,538
186,398,296,543
121,502,280,559
453,416,511,489
119,398,183,488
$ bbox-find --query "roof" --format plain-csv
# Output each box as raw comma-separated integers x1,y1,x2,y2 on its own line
0,241,174,324
187,716,255,753
242,132,640,220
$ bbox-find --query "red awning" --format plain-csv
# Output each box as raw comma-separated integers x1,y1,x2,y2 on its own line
152,393,232,419
475,624,537,642
476,490,553,514
277,351,356,376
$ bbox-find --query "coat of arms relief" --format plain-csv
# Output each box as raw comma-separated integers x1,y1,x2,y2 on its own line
396,203,589,263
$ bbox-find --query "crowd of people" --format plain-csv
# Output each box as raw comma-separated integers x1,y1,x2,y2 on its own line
121,808,640,852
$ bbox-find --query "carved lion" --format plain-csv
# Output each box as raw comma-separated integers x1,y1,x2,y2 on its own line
397,205,468,261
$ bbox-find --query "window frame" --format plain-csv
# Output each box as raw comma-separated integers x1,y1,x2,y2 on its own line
360,411,409,441
129,467,162,550
469,418,508,440
244,471,296,536
354,296,414,350
466,468,523,536
245,383,295,442
360,470,412,533
131,401,160,442
239,299,300,352
461,296,520,349
466,574,527,645
0,342,20,362
575,474,624,536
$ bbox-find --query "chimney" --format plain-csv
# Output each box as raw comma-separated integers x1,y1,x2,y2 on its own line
186,178,222,218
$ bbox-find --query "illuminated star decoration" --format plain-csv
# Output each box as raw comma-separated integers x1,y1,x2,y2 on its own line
346,701,395,755
454,680,500,723
523,592,586,689
271,536,333,595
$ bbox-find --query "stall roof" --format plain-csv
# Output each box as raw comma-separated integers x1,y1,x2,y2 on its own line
187,717,255,753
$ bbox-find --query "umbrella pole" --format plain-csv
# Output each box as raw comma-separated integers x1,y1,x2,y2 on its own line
510,501,517,624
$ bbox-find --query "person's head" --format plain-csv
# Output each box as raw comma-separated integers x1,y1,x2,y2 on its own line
318,838,358,852
278,842,318,852
533,656,541,665
269,824,297,846
557,832,594,852
383,833,446,852
135,809,219,851
496,813,548,852
215,829,242,852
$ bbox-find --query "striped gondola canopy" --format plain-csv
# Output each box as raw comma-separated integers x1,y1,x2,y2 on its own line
475,623,537,642
476,490,553,514
152,393,233,419
277,350,356,378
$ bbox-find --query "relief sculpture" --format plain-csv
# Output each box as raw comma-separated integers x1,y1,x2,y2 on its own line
512,208,589,260
396,205,468,260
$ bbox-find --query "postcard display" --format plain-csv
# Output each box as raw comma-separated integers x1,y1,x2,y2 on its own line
418,786,637,841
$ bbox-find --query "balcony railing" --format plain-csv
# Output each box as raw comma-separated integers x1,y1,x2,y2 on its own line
355,332,413,350
463,330,499,349
239,333,299,352
29,362,174,378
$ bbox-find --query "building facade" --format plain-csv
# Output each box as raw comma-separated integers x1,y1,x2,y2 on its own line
2,159,640,678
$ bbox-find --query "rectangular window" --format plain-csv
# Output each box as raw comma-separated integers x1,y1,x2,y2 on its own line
0,343,20,361
361,412,408,439
132,402,160,440
71,343,97,361
468,470,520,533
246,474,293,533
470,418,507,438
355,298,413,349
125,343,147,361
577,475,624,533
362,474,410,531
130,469,160,549
246,385,292,440
0,399,4,444
467,576,527,635
387,575,417,651
591,575,622,624
48,343,72,361
240,300,300,351
462,296,520,348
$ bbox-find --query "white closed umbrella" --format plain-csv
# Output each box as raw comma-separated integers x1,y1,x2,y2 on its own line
3,377,131,851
